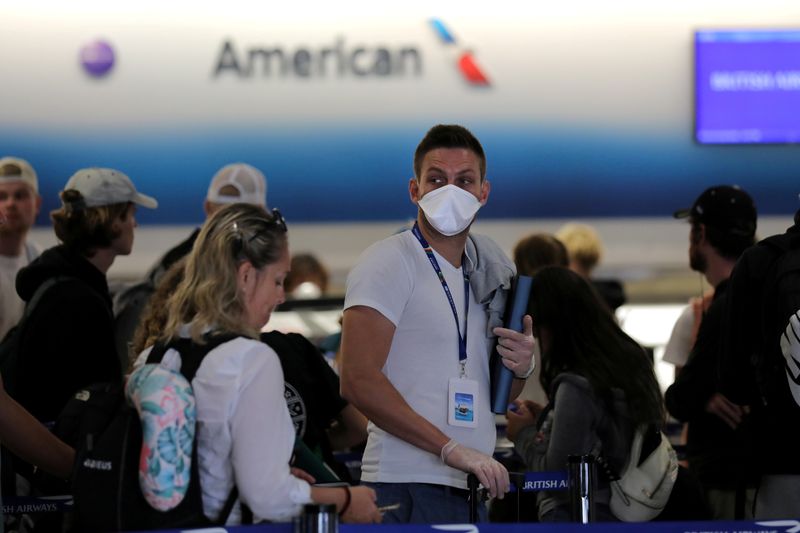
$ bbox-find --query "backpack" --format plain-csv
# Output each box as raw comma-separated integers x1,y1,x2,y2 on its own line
758,231,800,410
0,276,74,511
67,334,244,532
112,278,157,369
0,276,72,399
603,425,678,522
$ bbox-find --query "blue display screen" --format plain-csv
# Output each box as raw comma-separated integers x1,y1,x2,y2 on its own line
695,30,800,144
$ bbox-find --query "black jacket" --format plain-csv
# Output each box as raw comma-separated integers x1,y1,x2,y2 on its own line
14,245,122,423
720,214,800,475
665,281,756,487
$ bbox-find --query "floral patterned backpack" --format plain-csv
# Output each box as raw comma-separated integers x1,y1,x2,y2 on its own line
70,335,248,531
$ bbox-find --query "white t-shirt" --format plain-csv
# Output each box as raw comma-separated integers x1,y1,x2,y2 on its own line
344,230,496,489
662,304,695,367
0,241,40,340
135,332,311,524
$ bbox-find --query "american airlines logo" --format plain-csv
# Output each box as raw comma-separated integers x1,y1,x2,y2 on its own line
429,18,491,86
213,37,423,79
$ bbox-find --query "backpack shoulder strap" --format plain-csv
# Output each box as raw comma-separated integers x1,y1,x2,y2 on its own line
21,275,75,322
176,334,241,381
144,334,240,381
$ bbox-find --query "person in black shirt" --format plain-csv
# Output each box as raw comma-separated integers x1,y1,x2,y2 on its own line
665,185,757,519
719,208,800,518
14,167,157,423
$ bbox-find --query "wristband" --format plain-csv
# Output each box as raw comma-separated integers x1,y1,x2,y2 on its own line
440,439,458,463
339,486,351,517
514,359,535,380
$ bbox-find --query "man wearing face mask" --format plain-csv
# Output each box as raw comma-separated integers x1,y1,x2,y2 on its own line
341,125,536,523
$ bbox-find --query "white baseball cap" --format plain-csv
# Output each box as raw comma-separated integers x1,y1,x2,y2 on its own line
64,168,158,209
206,163,267,207
0,157,38,193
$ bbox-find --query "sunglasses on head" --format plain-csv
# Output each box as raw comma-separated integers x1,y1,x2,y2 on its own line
232,207,287,258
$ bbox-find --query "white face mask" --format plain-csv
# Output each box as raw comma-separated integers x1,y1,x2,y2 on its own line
417,184,482,237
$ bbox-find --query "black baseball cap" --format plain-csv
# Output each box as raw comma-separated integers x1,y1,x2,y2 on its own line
673,185,756,237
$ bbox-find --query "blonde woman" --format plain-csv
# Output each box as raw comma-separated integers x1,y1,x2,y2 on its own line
133,203,381,525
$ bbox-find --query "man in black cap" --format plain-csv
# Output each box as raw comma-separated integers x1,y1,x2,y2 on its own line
665,185,758,519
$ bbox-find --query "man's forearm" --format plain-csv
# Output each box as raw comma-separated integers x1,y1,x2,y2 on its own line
343,370,450,457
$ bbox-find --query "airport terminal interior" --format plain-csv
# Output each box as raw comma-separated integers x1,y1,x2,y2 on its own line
3,0,800,529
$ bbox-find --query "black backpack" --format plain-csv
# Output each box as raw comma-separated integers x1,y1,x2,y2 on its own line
68,334,245,532
0,276,72,400
112,278,157,370
0,276,74,512
756,231,800,410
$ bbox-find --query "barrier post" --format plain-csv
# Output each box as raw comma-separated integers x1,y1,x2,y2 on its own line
567,455,595,523
467,474,479,523
509,472,525,522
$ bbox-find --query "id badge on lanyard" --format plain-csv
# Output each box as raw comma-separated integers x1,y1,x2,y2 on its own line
411,223,479,429
448,377,478,428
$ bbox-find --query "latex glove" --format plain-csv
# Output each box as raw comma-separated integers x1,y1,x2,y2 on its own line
494,315,536,379
443,442,510,499
505,399,544,442
341,486,382,524
704,393,748,430
780,312,800,387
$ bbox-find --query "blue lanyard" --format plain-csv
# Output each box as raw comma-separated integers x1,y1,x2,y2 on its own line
411,222,470,376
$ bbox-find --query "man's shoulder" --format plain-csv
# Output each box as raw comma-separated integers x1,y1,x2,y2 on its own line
466,233,514,272
467,232,505,257
356,230,416,266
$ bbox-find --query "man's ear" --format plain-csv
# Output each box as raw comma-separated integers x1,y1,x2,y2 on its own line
479,178,491,205
409,177,420,204
34,194,42,215
691,224,705,245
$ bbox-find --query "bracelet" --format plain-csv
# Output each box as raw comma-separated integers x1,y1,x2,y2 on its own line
440,439,459,463
514,359,535,380
339,486,352,517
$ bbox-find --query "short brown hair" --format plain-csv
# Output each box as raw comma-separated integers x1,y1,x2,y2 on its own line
413,124,486,181
50,190,131,257
513,233,569,276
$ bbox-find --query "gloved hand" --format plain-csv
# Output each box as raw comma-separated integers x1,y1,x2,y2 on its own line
780,311,800,399
442,441,509,499
493,315,536,379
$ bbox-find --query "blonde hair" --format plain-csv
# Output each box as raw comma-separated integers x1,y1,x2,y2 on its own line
162,203,287,343
131,257,188,361
555,223,603,274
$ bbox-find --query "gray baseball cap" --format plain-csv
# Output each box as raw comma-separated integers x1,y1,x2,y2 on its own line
64,168,157,209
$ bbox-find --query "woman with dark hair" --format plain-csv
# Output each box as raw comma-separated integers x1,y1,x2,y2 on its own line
506,266,664,522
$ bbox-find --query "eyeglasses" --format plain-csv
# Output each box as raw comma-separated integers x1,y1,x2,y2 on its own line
232,207,288,259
